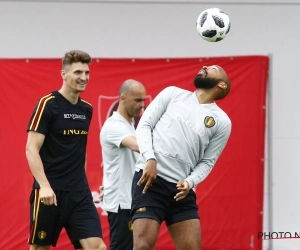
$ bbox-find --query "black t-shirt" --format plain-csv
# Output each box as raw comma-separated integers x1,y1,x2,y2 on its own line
27,91,92,191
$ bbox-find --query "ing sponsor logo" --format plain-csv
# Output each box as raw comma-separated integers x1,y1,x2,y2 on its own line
63,129,88,135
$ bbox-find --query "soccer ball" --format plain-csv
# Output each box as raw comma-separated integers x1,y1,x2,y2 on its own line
196,8,231,42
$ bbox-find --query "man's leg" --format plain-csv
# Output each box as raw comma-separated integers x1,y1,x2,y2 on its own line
28,189,60,249
168,219,201,250
29,245,50,250
108,208,133,250
65,190,106,250
133,218,160,250
79,237,106,250
131,171,166,250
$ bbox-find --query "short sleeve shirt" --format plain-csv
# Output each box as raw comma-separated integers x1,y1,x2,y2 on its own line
27,91,92,191
100,112,138,212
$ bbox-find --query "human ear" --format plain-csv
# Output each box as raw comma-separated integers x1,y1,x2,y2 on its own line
120,94,127,102
61,70,66,80
217,81,227,90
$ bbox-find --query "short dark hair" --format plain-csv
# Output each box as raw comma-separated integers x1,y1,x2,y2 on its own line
62,50,92,69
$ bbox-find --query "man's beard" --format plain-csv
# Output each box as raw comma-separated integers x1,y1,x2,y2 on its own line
194,75,220,89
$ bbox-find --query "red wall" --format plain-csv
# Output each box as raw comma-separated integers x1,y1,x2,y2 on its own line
0,56,268,250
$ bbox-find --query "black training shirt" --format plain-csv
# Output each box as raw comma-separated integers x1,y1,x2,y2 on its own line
27,91,92,191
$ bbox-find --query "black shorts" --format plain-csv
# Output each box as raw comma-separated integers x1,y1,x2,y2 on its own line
28,189,102,249
131,170,200,227
107,207,133,250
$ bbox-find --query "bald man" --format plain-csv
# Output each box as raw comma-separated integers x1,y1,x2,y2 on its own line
131,65,232,250
100,79,146,250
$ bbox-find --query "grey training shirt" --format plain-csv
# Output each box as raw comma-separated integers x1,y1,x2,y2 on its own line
135,86,231,189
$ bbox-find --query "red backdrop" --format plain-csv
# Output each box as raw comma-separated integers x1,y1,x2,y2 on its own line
0,56,268,250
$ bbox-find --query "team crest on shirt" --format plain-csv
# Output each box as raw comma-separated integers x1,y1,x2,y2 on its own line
204,116,215,128
38,231,47,240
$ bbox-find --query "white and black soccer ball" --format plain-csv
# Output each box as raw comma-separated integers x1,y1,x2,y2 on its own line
196,8,231,42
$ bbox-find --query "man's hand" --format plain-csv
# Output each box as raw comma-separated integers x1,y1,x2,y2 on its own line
40,186,57,206
137,159,157,194
94,185,104,204
174,180,190,201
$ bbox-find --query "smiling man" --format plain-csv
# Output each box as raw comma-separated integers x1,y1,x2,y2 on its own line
25,50,106,250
